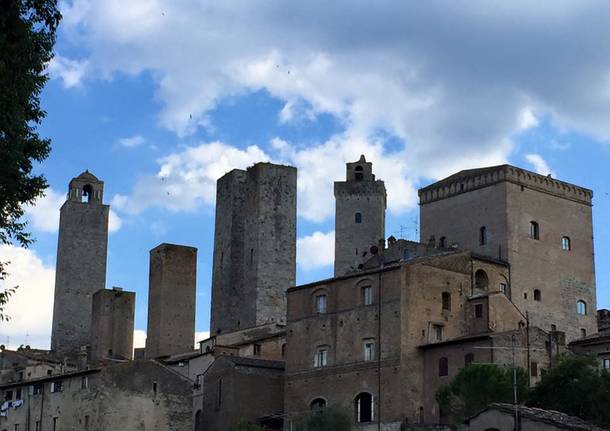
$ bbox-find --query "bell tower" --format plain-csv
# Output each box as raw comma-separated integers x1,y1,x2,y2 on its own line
334,155,386,276
51,171,109,357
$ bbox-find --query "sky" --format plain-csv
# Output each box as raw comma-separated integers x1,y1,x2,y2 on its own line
2,0,610,350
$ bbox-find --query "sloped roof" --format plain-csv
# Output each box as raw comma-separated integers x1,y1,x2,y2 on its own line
75,170,101,182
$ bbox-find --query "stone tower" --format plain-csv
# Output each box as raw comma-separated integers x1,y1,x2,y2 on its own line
90,287,135,361
334,155,386,276
145,243,197,358
210,162,297,335
51,171,109,357
418,165,597,342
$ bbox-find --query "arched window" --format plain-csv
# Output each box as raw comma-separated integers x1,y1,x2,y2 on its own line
355,392,373,423
479,226,487,245
281,343,286,357
441,292,451,311
474,269,489,291
82,184,93,203
561,236,571,251
310,398,326,412
529,221,539,240
315,294,327,314
314,346,328,367
534,289,541,301
355,212,362,223
361,285,373,306
439,236,447,248
355,165,364,181
577,300,587,315
465,353,474,366
439,357,448,376
195,410,202,430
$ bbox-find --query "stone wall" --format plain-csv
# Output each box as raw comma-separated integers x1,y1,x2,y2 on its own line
90,287,135,361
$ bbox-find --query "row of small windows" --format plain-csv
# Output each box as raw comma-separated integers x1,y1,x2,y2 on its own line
314,285,373,313
4,418,61,431
3,377,89,403
476,222,571,250
438,353,476,377
310,392,374,423
314,339,376,367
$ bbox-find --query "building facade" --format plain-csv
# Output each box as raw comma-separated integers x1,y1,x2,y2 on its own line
334,155,387,277
51,171,109,358
146,243,197,358
419,165,597,342
210,163,297,335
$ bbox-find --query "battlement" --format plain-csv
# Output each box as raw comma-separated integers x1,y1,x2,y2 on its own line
418,164,592,206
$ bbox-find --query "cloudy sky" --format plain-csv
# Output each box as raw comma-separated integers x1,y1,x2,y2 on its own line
2,0,610,350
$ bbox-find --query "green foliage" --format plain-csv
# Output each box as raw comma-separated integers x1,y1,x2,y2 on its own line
436,363,528,423
232,421,264,431
528,355,610,427
294,407,352,431
0,0,60,319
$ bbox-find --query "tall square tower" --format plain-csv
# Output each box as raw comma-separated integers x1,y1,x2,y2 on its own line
145,243,197,358
90,287,135,361
334,155,386,276
210,162,297,335
418,165,596,341
51,171,109,357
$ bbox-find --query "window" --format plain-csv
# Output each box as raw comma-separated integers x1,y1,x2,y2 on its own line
534,289,541,301
35,421,41,431
51,381,63,393
361,286,373,306
500,283,508,295
355,392,373,423
433,325,443,342
314,347,328,368
216,379,223,410
439,357,449,376
439,236,447,248
81,376,88,389
4,390,13,401
603,359,610,369
152,380,157,394
442,292,451,311
310,398,326,412
475,303,483,318
465,353,474,366
33,384,43,395
355,165,364,181
253,344,261,356
531,361,538,377
195,411,202,430
281,344,286,358
15,388,21,400
363,340,375,361
82,184,92,203
581,328,587,338
84,415,90,429
577,300,587,315
474,270,489,291
355,212,362,224
195,374,202,389
529,221,539,240
479,226,487,245
315,294,327,314
551,324,557,332
561,236,571,251
52,418,59,431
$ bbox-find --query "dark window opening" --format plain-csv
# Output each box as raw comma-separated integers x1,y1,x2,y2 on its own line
551,324,557,332
152,381,157,394
310,398,326,412
82,184,93,203
441,292,451,311
439,357,449,376
474,270,489,291
475,303,483,318
581,328,587,338
534,289,541,301
465,353,474,366
253,344,261,356
355,212,362,223
355,165,364,181
355,392,373,423
281,344,286,357
216,379,223,410
439,236,447,248
531,361,538,377
529,221,539,240
249,248,254,265
479,226,487,245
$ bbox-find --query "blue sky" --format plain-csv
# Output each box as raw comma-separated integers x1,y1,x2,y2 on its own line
2,1,610,349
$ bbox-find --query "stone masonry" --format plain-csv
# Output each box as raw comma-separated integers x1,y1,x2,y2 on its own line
418,165,597,342
210,162,297,335
90,287,135,361
51,171,109,358
145,243,197,358
334,155,386,276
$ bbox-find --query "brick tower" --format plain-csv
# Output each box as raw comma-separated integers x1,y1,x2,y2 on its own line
51,171,109,357
210,162,297,335
418,165,597,341
334,155,387,276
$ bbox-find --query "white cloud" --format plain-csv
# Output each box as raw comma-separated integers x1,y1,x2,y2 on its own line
195,331,210,345
518,108,539,131
525,154,555,176
133,329,147,349
118,135,146,148
0,245,55,350
26,187,122,234
47,55,89,88
297,231,334,270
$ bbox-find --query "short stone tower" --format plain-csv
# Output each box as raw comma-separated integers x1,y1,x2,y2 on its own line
145,243,197,358
210,162,297,335
90,287,135,361
51,171,109,357
334,155,386,276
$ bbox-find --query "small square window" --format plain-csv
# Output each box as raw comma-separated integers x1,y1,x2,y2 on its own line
51,381,63,393
253,344,261,356
33,384,43,395
474,303,483,318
